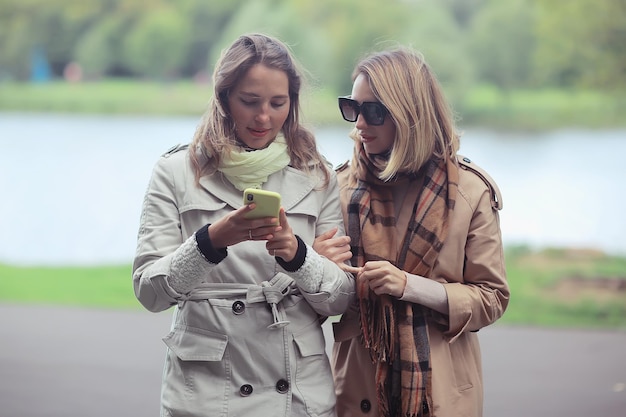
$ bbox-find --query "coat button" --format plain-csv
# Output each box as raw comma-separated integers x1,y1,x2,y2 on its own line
360,399,371,412
232,301,245,315
239,384,253,396
275,379,289,394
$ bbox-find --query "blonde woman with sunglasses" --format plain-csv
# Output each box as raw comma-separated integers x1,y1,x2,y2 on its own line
315,47,510,417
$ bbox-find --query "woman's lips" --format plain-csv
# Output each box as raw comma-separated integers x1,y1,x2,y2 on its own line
249,128,270,137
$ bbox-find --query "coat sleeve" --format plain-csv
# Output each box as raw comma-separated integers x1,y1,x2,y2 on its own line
288,170,356,317
439,176,510,341
132,154,218,312
399,161,509,341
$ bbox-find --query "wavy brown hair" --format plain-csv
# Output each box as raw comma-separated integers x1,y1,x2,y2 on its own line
190,33,330,186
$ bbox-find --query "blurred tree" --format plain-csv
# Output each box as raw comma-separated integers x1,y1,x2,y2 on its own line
210,0,334,92
441,0,487,28
394,0,473,108
299,0,415,93
534,0,626,89
212,0,455,94
468,0,535,90
123,7,190,78
0,1,33,79
75,16,127,78
0,0,623,91
175,0,246,78
0,0,117,79
40,1,101,75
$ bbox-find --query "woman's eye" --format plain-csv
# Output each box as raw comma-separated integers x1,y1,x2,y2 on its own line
272,101,287,108
241,99,257,106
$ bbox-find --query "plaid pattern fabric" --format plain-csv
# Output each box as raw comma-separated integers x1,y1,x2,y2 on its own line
345,146,458,417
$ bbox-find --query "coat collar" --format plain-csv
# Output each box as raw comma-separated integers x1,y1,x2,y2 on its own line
198,166,318,211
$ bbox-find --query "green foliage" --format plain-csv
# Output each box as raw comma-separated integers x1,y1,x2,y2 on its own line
0,0,624,92
469,0,535,89
0,6,32,79
441,0,488,28
176,0,246,77
392,1,473,106
124,8,190,78
533,0,626,89
501,246,626,329
1,80,624,130
0,80,213,115
75,16,126,77
0,263,140,309
459,84,626,129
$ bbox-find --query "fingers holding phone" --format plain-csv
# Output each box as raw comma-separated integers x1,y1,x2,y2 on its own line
207,190,281,248
266,208,298,262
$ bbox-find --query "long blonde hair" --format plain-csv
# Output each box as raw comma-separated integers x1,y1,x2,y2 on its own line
351,47,460,180
190,33,330,186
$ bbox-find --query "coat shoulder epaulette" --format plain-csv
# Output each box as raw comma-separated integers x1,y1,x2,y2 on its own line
335,160,350,172
161,143,189,158
457,155,503,210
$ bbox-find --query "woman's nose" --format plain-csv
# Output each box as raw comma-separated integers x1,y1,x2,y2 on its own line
255,104,270,123
355,112,368,129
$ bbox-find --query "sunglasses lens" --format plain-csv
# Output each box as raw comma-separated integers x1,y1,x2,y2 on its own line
361,103,385,126
338,97,387,125
339,98,358,122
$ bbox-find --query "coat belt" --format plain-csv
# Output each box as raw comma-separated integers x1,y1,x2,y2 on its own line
177,273,297,329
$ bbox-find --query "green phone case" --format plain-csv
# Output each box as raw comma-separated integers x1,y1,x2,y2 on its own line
243,188,281,221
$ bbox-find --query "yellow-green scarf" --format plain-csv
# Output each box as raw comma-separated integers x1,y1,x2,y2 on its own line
218,136,290,191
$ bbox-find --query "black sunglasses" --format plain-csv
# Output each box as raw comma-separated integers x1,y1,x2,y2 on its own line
338,96,389,126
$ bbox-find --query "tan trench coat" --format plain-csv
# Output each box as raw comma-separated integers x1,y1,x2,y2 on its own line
331,156,510,417
132,144,355,417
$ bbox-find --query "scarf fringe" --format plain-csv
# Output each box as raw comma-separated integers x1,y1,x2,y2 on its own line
359,295,396,363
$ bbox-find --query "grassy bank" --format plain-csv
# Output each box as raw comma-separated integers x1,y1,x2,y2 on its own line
0,80,214,117
1,80,625,130
503,247,626,329
460,85,626,130
1,246,625,329
0,263,136,309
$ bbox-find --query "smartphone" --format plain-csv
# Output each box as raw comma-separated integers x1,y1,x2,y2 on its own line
243,188,281,224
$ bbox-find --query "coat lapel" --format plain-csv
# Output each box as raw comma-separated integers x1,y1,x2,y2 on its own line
197,166,317,212
197,171,242,210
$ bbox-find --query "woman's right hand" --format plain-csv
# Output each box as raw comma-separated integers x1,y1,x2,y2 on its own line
208,203,281,249
313,227,360,274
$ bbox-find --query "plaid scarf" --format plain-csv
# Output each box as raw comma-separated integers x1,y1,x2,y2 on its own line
343,145,458,417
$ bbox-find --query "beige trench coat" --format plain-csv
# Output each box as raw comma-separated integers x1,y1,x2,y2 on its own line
331,156,510,417
132,144,355,417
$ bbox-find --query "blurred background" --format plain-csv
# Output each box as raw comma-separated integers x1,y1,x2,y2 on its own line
0,0,624,126
0,1,625,415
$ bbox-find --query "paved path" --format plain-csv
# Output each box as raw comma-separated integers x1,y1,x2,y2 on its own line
1,303,624,416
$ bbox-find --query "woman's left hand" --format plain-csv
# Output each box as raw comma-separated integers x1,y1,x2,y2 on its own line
266,208,298,262
359,261,407,298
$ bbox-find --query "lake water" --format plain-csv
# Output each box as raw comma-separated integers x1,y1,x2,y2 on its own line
1,112,625,265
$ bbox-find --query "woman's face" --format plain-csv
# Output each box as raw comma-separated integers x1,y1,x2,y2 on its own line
351,73,396,156
228,64,290,149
